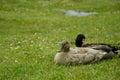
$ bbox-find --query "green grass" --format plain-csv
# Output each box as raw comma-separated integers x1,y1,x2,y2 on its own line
0,0,120,80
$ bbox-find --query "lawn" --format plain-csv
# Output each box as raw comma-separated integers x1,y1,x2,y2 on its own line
0,0,120,80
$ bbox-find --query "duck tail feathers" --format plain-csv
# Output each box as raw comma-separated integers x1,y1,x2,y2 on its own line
112,46,120,54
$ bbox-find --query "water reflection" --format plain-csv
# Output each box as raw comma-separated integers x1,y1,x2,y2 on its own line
58,9,98,16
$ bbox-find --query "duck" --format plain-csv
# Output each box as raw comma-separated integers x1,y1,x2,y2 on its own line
54,41,109,65
75,34,119,59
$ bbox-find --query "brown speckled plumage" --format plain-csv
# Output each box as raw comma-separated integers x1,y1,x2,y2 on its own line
54,41,109,65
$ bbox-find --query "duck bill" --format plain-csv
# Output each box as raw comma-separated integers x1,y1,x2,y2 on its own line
58,46,64,52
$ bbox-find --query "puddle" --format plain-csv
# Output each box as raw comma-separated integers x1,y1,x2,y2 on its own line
57,9,98,16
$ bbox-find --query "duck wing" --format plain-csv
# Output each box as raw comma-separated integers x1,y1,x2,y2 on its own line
82,43,119,54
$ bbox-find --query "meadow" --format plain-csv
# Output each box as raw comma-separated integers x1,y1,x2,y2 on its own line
0,0,120,80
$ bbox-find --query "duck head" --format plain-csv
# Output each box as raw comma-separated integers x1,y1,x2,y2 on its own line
75,34,85,47
59,41,70,52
